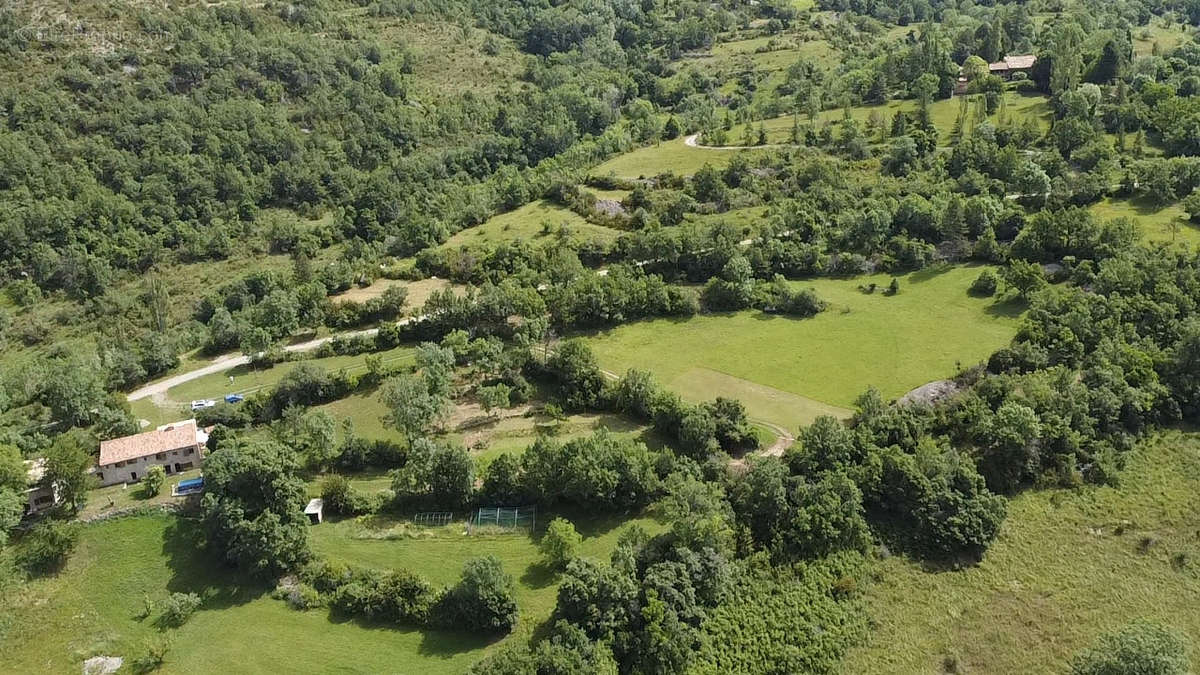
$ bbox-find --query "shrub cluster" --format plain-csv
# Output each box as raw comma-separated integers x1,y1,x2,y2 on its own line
299,555,519,634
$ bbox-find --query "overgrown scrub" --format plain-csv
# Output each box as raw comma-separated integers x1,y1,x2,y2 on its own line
130,637,171,674
692,554,869,674
16,520,79,576
159,592,202,628
296,556,519,635
1070,620,1190,675
320,475,377,516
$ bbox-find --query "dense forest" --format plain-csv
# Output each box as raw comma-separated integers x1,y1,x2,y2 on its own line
2,0,1200,672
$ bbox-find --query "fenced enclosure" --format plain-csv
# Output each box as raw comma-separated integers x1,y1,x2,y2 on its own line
412,511,455,527
469,506,536,533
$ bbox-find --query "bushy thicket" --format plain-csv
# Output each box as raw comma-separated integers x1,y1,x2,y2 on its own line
299,554,519,634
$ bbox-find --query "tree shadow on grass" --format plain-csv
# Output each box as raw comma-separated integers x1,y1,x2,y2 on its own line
520,560,557,590
160,517,268,611
320,608,497,657
907,262,955,284
1125,194,1173,216
418,627,498,657
984,296,1027,319
528,613,560,644
748,310,822,322
635,427,672,452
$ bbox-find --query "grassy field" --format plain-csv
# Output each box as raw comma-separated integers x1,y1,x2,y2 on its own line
465,412,666,473
0,509,660,673
331,277,454,308
1133,22,1192,57
587,265,1022,432
722,91,1052,147
314,388,665,473
441,200,623,250
371,19,524,102
709,35,840,69
842,429,1200,673
164,346,416,405
590,138,766,179
1089,197,1200,247
311,511,666,636
587,188,632,202
682,206,772,237
0,515,490,674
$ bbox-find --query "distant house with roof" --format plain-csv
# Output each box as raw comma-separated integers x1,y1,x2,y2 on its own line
96,420,208,487
956,54,1037,94
23,458,58,515
988,54,1037,79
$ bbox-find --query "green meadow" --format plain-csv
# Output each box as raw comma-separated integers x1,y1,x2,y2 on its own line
590,138,766,179
1089,197,1200,247
0,511,662,674
313,388,667,474
842,430,1200,673
311,512,666,631
440,200,623,250
164,347,416,406
587,265,1022,432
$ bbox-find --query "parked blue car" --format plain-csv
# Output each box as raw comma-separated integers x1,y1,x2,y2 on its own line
224,394,244,404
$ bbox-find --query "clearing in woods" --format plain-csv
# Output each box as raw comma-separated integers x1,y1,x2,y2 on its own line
1088,197,1200,247
440,200,624,250
586,265,1022,431
591,138,766,179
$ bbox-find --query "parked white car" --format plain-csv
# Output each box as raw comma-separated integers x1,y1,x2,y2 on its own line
190,399,217,411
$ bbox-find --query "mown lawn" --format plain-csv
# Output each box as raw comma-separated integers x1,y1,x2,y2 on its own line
440,200,623,250
842,430,1200,673
0,509,663,673
0,515,491,674
78,468,204,520
1089,196,1200,247
586,265,1021,432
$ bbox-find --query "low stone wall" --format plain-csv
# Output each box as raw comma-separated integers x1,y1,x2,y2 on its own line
78,497,198,524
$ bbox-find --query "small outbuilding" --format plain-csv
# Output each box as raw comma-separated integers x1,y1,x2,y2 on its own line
23,459,59,516
304,498,324,525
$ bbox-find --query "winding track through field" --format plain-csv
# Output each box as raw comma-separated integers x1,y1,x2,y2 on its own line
126,325,393,403
130,329,797,457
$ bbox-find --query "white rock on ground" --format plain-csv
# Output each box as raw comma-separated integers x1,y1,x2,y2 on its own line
898,380,961,407
82,656,123,675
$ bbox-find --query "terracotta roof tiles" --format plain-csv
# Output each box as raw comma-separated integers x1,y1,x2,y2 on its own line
98,420,201,466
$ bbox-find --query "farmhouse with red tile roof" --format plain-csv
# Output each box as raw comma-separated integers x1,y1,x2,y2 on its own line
96,419,207,487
